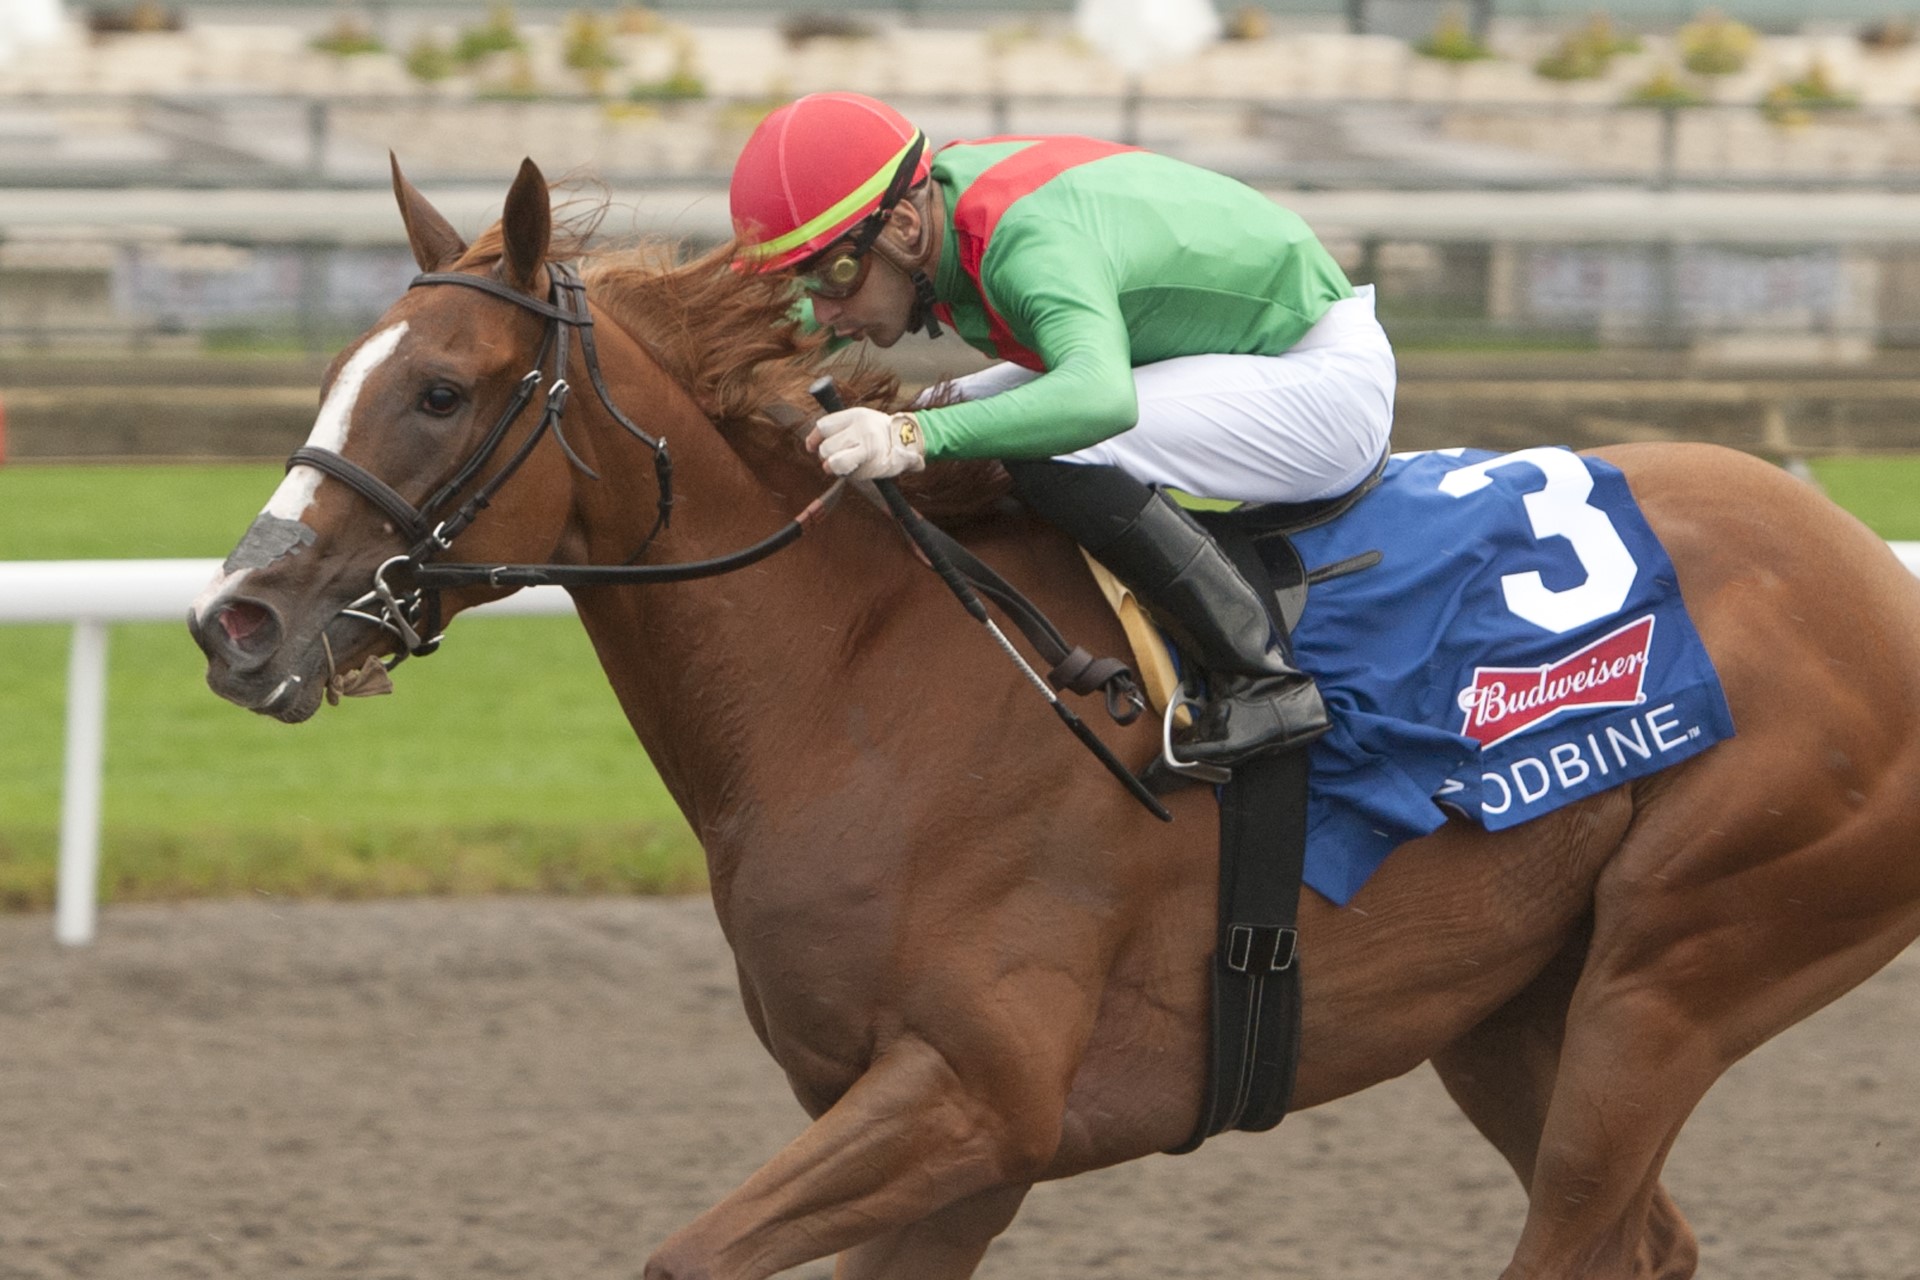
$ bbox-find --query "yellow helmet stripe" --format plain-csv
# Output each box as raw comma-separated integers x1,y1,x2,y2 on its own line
745,134,923,261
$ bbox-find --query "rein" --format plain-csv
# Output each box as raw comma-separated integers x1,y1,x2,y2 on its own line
299,262,840,662
302,261,1159,815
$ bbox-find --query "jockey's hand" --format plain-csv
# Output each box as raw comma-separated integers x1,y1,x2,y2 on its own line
808,407,926,480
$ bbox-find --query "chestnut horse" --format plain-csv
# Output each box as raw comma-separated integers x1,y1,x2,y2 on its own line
190,160,1920,1280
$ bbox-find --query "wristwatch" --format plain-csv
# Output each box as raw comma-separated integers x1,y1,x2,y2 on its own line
891,412,922,449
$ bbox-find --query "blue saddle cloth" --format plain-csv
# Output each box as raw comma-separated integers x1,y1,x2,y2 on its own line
1275,447,1734,905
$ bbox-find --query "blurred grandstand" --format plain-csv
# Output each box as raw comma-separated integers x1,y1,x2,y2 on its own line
3,0,1920,460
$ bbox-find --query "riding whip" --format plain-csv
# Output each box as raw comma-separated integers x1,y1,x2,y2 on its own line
809,377,1172,822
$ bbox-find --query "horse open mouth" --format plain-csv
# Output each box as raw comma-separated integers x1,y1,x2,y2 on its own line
193,596,392,724
252,669,325,722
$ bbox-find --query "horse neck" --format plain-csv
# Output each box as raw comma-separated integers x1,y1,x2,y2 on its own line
555,319,937,883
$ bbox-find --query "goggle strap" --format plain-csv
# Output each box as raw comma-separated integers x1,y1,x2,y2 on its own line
844,131,928,260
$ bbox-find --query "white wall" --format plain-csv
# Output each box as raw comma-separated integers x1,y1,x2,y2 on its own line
0,0,66,65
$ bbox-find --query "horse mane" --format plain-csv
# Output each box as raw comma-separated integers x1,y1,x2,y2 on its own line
582,236,1011,524
451,205,1021,525
453,208,1010,525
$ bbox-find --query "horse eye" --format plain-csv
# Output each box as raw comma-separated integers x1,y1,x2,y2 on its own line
419,385,461,416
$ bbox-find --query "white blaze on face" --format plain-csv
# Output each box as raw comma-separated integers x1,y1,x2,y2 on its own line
192,321,410,617
268,321,411,521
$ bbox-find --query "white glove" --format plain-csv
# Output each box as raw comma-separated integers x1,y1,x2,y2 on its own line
809,407,927,480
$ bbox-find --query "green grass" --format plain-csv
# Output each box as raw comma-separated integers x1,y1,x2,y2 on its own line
1806,456,1920,541
0,463,289,560
2,456,1916,911
0,463,702,909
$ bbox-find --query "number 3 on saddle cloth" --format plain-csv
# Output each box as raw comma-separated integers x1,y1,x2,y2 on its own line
1168,446,1736,906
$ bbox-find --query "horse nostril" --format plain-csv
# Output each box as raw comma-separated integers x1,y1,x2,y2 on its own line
215,600,279,654
219,601,263,643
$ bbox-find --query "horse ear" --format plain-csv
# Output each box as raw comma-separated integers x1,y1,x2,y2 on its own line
390,152,467,273
499,157,552,295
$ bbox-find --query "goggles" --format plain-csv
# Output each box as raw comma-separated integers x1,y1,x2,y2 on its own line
797,241,875,300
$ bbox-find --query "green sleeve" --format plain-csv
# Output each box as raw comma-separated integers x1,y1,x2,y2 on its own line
909,148,1352,461
917,218,1139,460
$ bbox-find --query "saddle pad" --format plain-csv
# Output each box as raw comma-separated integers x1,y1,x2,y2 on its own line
1283,447,1735,905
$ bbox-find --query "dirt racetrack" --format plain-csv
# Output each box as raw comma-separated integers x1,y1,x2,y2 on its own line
2,896,1915,1280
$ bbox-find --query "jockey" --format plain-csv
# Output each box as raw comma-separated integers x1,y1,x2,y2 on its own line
729,92,1396,767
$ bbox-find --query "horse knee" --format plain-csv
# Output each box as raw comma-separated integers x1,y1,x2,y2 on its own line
928,1067,1065,1184
981,1105,1064,1183
892,1035,1069,1183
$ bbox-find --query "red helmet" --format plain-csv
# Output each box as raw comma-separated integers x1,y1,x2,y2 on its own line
730,92,931,272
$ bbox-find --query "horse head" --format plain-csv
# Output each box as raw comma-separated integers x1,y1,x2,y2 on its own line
189,158,629,722
190,155,926,729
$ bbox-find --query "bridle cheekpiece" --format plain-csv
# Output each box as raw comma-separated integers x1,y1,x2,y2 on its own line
291,262,841,671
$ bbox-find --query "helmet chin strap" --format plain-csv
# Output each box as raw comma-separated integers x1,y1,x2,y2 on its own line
908,269,944,339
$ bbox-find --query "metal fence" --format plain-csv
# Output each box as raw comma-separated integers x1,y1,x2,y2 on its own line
11,544,1920,943
7,214,1920,355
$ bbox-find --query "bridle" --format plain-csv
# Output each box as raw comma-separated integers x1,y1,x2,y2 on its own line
294,259,1160,817
292,261,841,667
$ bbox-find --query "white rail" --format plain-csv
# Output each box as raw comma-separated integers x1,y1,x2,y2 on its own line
0,560,574,946
5,548,1920,945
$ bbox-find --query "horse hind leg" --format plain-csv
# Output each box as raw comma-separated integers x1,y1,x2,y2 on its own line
1638,1187,1698,1280
1498,760,1920,1278
1430,928,1704,1280
1496,965,1719,1280
1429,926,1583,1191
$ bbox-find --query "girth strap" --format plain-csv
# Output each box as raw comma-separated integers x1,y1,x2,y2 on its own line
1165,745,1308,1152
1165,521,1312,1154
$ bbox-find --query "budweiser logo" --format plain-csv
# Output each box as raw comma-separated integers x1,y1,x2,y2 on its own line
1457,616,1656,747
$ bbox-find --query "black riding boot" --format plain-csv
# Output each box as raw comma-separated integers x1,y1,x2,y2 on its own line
1006,461,1331,765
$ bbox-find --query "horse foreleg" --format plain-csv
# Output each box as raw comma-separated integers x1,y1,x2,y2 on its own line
643,1036,1064,1280
831,1183,1031,1279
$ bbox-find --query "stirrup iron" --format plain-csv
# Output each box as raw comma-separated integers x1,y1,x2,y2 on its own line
1160,679,1233,786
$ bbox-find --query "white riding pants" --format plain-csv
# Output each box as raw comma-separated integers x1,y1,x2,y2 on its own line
924,285,1396,505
